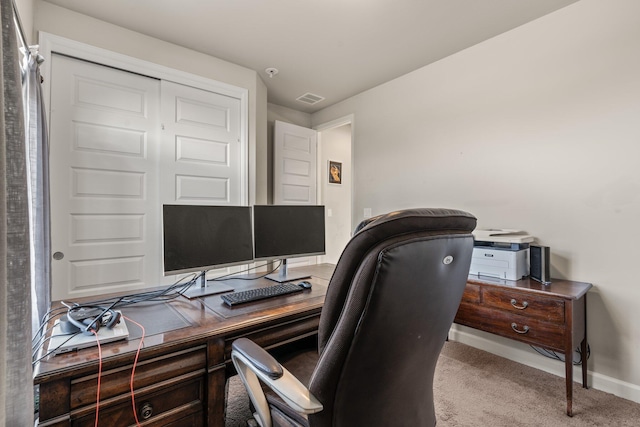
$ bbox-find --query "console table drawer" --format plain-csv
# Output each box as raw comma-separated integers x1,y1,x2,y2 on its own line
482,288,565,323
70,347,207,408
456,304,566,349
461,284,481,304
71,374,204,426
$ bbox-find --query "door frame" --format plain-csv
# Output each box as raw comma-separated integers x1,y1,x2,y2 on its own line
38,31,250,205
314,114,354,262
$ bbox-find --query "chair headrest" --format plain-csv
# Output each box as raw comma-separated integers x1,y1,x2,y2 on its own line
353,208,476,236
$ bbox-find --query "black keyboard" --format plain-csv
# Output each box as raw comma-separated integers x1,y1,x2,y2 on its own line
221,282,303,306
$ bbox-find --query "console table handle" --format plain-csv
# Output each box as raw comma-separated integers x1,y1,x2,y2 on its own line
511,323,530,334
510,299,528,310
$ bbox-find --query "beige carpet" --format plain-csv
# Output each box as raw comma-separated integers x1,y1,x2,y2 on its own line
225,341,640,426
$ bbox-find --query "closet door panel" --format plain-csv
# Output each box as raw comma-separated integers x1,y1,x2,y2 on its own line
160,81,245,205
49,54,161,299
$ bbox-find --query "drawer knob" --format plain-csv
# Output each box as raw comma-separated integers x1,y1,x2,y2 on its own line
510,298,528,310
140,402,154,420
511,323,530,334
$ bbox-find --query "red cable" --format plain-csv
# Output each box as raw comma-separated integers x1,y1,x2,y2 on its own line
123,316,146,427
91,330,103,427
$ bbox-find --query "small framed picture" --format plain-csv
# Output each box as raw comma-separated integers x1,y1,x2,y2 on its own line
329,161,342,184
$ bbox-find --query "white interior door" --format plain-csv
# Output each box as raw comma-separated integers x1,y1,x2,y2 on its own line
274,120,317,205
273,120,318,267
49,54,161,300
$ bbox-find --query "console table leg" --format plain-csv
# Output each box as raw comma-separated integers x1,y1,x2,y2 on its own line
565,353,573,416
581,338,589,389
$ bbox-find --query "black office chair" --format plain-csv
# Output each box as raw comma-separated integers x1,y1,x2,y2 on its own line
231,208,476,427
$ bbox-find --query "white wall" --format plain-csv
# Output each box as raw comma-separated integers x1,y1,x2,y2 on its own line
319,125,352,264
14,0,35,43
33,0,268,204
312,0,640,402
255,78,268,204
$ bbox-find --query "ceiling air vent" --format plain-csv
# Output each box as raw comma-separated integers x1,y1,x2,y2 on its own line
296,92,325,105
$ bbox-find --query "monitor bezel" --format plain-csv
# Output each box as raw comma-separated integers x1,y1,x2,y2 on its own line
252,204,326,262
162,204,254,277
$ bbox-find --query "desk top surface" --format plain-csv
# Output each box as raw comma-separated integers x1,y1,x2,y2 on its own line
34,264,334,382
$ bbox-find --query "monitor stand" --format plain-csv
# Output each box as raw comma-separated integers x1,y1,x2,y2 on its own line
183,271,234,299
265,259,311,283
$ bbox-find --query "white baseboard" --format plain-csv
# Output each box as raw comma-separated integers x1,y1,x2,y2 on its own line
449,325,640,405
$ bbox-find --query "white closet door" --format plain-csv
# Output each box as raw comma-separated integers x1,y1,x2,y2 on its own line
160,81,245,206
49,55,247,299
49,54,161,300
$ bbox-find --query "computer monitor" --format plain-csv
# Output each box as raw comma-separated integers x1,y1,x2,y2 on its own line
253,205,326,282
162,204,254,298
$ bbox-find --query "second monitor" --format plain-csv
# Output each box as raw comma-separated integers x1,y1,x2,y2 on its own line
253,205,326,282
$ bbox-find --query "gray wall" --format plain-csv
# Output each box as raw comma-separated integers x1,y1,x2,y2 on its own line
312,0,640,402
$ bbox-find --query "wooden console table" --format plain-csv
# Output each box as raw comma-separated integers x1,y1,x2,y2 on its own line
33,264,334,427
455,276,592,416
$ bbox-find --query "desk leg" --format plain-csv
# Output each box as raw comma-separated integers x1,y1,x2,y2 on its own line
565,353,573,417
208,369,226,427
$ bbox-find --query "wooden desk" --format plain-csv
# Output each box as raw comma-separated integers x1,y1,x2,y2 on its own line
34,264,334,427
455,276,592,416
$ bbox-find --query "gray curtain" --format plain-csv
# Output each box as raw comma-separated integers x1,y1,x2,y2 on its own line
22,47,50,337
1,0,34,425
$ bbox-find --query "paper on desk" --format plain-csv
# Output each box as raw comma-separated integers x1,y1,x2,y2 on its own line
473,229,534,244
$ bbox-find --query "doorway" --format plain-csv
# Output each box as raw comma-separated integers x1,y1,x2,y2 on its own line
315,116,354,265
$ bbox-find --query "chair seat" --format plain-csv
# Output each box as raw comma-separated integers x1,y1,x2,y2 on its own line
265,349,320,427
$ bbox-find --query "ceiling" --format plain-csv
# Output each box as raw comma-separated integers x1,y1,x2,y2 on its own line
43,0,579,113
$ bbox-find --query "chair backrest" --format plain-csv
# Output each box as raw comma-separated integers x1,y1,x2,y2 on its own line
308,208,476,427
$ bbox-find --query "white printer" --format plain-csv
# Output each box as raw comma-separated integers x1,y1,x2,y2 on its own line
469,229,534,281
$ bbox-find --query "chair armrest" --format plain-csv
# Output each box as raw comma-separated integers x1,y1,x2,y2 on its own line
231,338,323,427
232,337,284,379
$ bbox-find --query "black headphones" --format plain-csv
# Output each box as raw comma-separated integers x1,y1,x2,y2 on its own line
61,304,121,336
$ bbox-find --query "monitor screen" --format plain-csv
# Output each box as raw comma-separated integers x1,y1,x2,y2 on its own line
253,205,326,261
162,204,254,276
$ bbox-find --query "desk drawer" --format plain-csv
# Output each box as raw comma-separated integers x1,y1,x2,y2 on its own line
224,313,320,360
70,346,206,409
456,304,566,349
483,288,565,323
71,374,204,426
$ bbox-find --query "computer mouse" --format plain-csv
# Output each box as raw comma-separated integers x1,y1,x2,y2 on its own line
298,281,312,289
